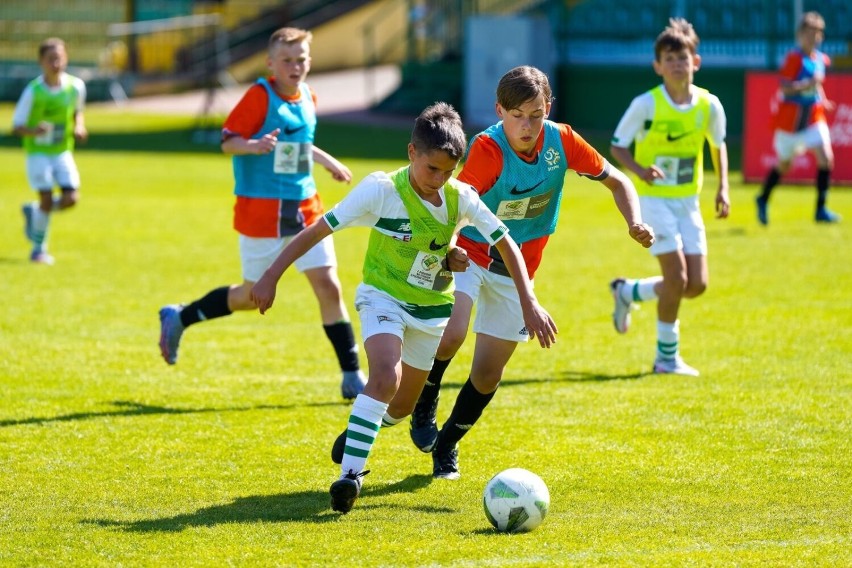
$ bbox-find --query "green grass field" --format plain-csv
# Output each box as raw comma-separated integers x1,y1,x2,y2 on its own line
1,107,849,566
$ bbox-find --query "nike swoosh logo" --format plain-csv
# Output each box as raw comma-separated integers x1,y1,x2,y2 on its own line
284,125,305,135
429,239,446,251
509,179,545,195
666,131,692,141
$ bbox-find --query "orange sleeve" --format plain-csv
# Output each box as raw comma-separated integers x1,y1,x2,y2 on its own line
222,84,269,139
779,52,802,82
457,135,503,195
558,123,606,177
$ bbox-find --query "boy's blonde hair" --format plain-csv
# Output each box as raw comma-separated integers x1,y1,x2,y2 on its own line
268,27,312,52
798,11,825,33
496,66,552,112
654,18,699,59
39,37,66,59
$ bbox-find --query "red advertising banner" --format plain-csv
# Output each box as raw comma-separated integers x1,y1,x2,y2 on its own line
743,71,852,184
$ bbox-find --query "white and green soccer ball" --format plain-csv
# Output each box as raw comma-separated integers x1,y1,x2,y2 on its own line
483,468,550,533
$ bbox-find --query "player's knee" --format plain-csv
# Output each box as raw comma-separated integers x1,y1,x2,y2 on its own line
311,274,343,303
366,368,398,400
438,327,467,356
684,280,707,298
60,191,79,209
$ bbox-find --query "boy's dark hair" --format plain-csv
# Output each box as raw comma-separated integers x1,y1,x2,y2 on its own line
39,37,66,59
654,18,699,59
411,102,466,160
496,66,552,111
269,27,312,51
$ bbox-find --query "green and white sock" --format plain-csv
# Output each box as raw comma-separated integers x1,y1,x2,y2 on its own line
381,412,404,427
31,207,50,252
656,319,680,361
623,277,662,303
340,394,388,476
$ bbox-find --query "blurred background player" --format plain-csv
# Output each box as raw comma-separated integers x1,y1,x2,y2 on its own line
755,11,839,225
405,66,653,480
609,18,729,377
13,37,87,265
158,27,366,399
251,102,556,513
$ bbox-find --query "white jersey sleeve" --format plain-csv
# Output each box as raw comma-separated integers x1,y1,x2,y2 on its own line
323,171,389,230
70,74,87,112
455,183,509,245
12,82,37,128
706,94,726,147
611,92,654,148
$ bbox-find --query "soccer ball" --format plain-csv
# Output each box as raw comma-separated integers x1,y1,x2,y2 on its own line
483,468,550,533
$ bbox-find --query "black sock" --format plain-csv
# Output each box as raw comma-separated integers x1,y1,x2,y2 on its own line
435,378,496,452
759,168,781,201
323,321,360,372
180,286,232,327
419,356,454,406
816,168,830,210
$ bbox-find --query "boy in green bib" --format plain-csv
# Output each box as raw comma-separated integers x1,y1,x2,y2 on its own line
609,18,730,376
12,38,87,265
251,102,557,514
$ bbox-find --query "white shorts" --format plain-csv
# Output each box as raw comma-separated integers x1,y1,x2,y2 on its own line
238,233,336,282
773,122,830,161
354,283,446,371
26,152,80,191
455,263,530,343
640,195,707,257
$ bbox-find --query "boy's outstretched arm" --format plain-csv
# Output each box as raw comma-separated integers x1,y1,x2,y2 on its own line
610,145,665,185
251,220,333,314
601,167,655,248
711,142,731,219
313,146,352,183
493,236,557,348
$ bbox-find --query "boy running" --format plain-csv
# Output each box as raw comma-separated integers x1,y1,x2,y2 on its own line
13,37,87,265
251,102,557,513
158,27,366,399
756,11,839,224
609,18,730,376
405,66,654,479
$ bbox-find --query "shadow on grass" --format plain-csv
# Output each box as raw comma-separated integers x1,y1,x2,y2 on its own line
501,369,650,386
0,399,343,428
86,474,436,531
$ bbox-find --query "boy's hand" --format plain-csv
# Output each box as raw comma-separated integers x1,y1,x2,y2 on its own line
250,274,277,315
74,125,88,142
715,188,731,219
523,300,558,349
639,165,665,184
324,158,353,183
628,222,655,248
445,246,469,272
254,128,280,155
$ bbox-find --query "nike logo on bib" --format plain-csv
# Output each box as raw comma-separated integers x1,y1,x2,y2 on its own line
509,179,545,195
429,239,446,251
666,131,692,141
284,125,305,135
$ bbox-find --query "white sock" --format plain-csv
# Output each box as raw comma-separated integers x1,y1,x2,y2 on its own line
31,207,50,251
340,394,388,477
381,412,405,427
622,277,661,303
656,319,679,360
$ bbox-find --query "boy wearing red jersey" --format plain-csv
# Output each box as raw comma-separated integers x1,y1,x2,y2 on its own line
756,11,839,224
158,27,366,399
